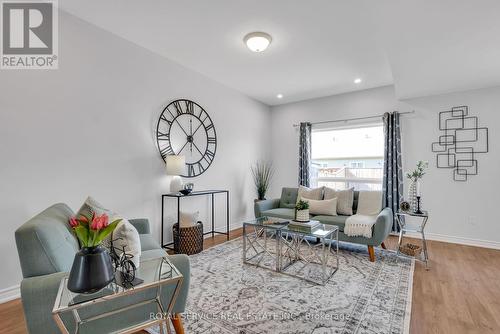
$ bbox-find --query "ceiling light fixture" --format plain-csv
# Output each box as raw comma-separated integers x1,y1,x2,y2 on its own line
277,94,283,99
244,32,272,52
354,78,362,84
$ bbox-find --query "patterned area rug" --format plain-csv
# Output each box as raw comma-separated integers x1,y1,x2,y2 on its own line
149,238,414,334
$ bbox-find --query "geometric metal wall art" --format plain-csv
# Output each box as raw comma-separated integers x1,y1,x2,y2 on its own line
431,106,489,181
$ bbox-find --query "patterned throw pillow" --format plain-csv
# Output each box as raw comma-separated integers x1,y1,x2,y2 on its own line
75,196,141,267
324,187,354,215
297,185,324,203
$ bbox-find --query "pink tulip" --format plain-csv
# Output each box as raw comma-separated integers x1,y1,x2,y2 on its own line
69,217,78,228
91,213,109,230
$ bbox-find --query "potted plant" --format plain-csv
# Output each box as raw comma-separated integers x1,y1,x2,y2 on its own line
67,212,122,293
406,160,429,212
251,161,274,202
295,199,310,222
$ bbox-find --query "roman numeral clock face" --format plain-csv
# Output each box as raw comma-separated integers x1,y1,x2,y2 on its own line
156,99,217,177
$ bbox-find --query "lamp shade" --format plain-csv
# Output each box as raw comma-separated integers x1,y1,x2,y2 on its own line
166,155,185,176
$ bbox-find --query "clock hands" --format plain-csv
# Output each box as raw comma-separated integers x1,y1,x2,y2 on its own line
192,142,205,157
177,141,189,155
189,118,193,153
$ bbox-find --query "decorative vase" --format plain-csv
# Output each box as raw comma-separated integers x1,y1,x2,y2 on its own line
295,209,309,222
67,246,115,294
408,180,419,213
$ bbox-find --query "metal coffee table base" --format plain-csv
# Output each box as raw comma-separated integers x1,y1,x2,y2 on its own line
279,230,339,285
243,223,339,285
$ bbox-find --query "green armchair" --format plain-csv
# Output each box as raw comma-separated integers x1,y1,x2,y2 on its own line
15,203,190,334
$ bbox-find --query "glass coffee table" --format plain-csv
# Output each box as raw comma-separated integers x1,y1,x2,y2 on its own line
243,217,339,285
52,257,183,334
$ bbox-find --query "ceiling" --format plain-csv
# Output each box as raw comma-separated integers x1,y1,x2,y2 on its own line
60,0,500,105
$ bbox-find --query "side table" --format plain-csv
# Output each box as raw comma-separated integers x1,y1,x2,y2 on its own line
52,257,183,334
395,211,430,269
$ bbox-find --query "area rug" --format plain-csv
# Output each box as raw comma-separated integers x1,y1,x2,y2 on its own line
148,238,414,334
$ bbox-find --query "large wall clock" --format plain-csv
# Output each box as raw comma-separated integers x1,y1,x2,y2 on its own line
156,99,217,177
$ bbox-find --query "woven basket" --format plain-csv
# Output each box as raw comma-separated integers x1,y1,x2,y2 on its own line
173,221,204,255
399,243,422,257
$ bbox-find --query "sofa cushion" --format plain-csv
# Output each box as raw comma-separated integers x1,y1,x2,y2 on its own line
300,197,337,216
262,208,296,220
297,185,324,202
279,188,299,209
313,215,349,231
140,248,167,261
15,203,79,278
139,234,160,251
324,187,354,215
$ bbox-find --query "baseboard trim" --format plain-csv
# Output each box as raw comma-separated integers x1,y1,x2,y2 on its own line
396,231,500,250
0,285,20,304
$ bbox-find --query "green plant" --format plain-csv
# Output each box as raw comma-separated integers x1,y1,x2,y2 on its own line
406,160,429,182
295,199,310,211
251,161,274,200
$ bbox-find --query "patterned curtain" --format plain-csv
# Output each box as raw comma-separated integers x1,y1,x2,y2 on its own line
298,122,312,187
382,112,403,232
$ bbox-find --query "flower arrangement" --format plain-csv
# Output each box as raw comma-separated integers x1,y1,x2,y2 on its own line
406,160,429,182
69,212,122,248
251,161,274,200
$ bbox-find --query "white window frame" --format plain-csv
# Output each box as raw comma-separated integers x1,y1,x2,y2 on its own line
311,122,384,189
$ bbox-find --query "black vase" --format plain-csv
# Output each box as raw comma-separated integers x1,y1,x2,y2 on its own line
67,246,114,294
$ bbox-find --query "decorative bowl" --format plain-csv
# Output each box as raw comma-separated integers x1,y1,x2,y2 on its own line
179,189,192,196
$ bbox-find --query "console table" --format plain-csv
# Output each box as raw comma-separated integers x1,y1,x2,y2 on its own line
161,190,229,250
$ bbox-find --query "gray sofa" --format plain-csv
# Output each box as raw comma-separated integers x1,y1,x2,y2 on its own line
254,187,393,262
15,203,190,334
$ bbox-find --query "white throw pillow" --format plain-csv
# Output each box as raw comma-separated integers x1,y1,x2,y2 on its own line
179,211,199,228
324,187,354,216
110,219,141,268
76,196,141,267
301,197,338,216
356,191,382,216
297,185,323,203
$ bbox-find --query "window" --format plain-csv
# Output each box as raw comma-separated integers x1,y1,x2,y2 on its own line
311,124,384,190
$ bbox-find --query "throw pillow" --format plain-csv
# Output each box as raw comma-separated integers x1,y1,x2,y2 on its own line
110,219,141,268
356,191,382,216
75,196,141,267
76,196,114,219
297,185,323,203
179,211,199,228
301,197,338,216
324,187,354,215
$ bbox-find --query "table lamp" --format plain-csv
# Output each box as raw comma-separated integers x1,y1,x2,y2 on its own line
166,155,185,193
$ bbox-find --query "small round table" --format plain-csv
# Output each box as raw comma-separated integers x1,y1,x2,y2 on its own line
395,210,429,269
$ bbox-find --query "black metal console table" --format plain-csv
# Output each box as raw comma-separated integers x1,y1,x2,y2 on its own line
161,190,230,250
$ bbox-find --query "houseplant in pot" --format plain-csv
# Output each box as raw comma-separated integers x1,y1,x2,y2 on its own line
251,161,274,202
67,213,122,293
406,160,429,213
295,200,310,222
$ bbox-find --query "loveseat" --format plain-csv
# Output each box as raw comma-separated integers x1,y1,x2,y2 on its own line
254,187,393,262
15,203,189,334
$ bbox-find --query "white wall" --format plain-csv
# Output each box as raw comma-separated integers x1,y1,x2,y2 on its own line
0,12,271,294
270,85,499,248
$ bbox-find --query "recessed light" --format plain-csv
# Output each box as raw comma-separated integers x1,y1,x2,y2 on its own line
354,78,362,84
244,32,272,52
277,94,283,99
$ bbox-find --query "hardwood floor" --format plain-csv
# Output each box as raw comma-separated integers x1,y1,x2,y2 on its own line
2,229,500,334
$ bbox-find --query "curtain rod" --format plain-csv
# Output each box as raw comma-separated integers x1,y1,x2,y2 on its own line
292,110,415,127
